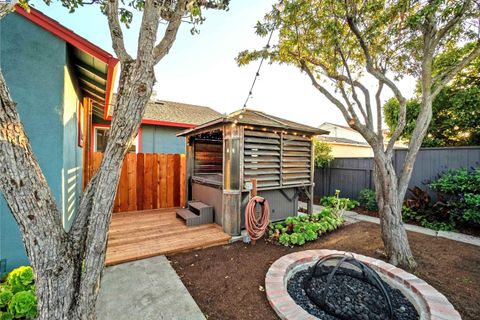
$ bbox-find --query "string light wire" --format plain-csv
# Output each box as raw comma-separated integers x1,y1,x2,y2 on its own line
242,24,276,109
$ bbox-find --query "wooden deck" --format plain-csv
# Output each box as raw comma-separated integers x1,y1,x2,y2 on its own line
105,208,231,266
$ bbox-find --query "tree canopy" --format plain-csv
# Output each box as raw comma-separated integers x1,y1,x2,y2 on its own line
384,43,480,147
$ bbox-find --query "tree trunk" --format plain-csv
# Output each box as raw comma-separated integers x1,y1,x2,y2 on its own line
0,57,155,319
373,156,416,269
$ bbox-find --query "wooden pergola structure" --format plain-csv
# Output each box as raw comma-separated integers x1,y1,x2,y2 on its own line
178,109,328,236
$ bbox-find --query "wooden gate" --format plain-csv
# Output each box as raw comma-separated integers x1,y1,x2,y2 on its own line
91,152,186,213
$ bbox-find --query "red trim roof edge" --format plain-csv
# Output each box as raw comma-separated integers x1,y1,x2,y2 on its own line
14,6,119,114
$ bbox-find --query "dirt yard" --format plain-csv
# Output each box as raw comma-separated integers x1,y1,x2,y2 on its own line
168,222,480,320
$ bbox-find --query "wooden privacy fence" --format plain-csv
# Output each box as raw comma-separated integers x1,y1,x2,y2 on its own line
314,147,480,200
92,152,186,213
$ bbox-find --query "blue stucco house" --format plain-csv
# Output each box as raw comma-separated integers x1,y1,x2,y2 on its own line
0,7,118,272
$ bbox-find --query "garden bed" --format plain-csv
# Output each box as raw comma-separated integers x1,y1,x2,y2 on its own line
352,207,480,237
168,222,480,320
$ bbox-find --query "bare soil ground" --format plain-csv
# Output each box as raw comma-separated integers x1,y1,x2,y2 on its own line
168,222,480,320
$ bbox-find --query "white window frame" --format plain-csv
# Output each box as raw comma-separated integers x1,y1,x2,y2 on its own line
93,126,139,153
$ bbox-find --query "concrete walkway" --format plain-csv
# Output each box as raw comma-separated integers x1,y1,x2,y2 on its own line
299,202,480,247
97,255,205,320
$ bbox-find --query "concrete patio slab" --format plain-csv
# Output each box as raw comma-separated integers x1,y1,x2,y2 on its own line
97,255,205,320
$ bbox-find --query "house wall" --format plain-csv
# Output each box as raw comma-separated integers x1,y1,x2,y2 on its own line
0,13,78,271
141,124,186,154
62,54,83,232
329,143,374,158
319,123,367,143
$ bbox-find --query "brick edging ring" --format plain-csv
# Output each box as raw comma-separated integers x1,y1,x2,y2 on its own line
265,249,461,320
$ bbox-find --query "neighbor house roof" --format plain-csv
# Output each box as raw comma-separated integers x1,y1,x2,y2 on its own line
317,136,369,146
319,122,358,132
108,96,222,128
15,6,118,118
178,108,329,136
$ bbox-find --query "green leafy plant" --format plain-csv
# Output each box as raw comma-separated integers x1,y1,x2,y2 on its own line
0,267,37,320
8,292,36,319
358,189,377,211
6,267,34,293
313,140,333,168
267,208,344,247
429,167,480,226
320,190,359,211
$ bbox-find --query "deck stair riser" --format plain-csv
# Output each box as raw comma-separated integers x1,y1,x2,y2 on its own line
176,201,213,226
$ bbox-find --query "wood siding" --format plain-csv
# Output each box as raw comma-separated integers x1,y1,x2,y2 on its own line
91,152,186,212
194,141,222,175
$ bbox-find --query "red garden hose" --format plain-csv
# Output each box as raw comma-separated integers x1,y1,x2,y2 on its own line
245,196,270,241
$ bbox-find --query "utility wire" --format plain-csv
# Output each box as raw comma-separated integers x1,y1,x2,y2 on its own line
242,28,276,109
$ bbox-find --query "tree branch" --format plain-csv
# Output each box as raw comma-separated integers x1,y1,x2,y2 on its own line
375,80,384,142
346,15,407,153
301,61,377,145
153,0,186,64
432,41,480,97
432,0,472,48
106,0,132,62
0,0,18,20
337,45,373,129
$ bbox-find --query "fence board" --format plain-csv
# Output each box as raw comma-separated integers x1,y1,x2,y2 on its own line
143,154,153,210
166,154,175,208
314,147,480,201
119,159,129,212
152,154,159,209
180,154,186,206
159,154,167,208
136,153,144,211
127,154,137,211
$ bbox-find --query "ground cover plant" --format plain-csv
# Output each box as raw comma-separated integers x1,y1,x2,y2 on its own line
0,266,37,320
267,208,343,246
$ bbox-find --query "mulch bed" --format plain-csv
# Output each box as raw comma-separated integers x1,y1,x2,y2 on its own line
167,222,480,320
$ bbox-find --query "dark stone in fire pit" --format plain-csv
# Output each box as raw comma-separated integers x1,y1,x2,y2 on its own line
287,267,419,320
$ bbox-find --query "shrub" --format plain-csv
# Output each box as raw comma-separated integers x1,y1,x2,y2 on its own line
267,208,344,246
402,205,455,231
429,167,480,226
0,267,37,320
313,140,333,168
358,189,377,211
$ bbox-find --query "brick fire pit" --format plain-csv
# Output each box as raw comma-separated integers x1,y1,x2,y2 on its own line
265,249,461,320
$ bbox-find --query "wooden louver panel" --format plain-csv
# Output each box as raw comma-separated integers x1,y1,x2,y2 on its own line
243,130,281,188
243,130,313,189
281,135,312,187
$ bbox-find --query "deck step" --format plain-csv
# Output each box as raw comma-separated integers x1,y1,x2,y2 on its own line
176,202,213,226
188,201,210,211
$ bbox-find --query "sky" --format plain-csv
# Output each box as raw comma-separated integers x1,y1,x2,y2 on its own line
31,0,416,128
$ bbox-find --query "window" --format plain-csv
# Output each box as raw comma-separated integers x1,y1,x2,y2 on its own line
93,126,139,153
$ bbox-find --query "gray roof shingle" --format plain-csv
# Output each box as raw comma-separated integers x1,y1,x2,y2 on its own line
109,96,222,126
179,108,328,136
